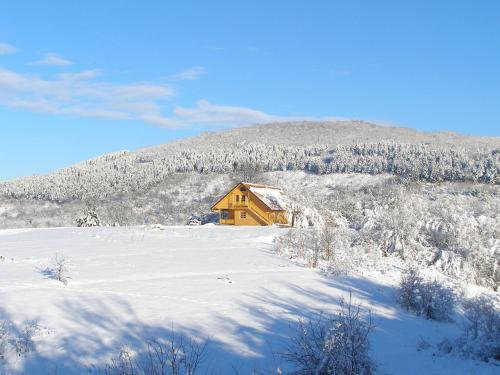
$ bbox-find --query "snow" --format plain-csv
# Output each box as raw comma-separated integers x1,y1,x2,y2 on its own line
0,226,497,374
248,185,288,211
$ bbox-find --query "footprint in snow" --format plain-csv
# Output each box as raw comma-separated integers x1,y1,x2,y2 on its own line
217,275,233,284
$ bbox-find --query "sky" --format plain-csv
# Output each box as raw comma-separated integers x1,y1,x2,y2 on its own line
0,1,499,180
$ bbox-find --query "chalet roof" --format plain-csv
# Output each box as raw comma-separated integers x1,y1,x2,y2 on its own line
211,182,288,211
245,184,287,211
240,182,281,189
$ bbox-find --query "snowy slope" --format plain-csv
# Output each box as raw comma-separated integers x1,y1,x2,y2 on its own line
0,121,498,203
0,226,496,374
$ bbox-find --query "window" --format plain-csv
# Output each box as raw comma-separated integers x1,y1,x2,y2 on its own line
240,211,247,219
242,195,246,202
235,195,239,202
221,210,229,219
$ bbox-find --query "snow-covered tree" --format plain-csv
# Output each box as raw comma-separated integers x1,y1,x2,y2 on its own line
76,207,101,227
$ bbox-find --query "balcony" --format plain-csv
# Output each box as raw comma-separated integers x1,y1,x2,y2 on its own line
228,201,248,208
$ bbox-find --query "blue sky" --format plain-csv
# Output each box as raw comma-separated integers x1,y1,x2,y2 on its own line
0,1,499,180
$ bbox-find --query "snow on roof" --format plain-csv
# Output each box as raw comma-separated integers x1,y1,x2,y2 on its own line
247,184,288,211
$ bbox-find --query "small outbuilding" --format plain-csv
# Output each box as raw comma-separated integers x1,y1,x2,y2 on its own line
211,182,289,226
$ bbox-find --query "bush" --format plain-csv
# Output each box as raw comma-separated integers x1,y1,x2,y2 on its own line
0,321,9,363
13,320,40,356
419,281,456,321
471,253,499,291
105,334,209,375
283,294,375,375
397,267,455,321
76,207,101,227
274,219,354,274
41,253,70,285
453,295,500,361
396,267,423,313
0,320,41,364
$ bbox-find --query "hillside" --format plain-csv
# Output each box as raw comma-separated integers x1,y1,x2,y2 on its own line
0,121,498,204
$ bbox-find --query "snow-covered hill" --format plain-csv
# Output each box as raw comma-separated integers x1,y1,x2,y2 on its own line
0,226,497,374
0,121,498,203
0,121,498,230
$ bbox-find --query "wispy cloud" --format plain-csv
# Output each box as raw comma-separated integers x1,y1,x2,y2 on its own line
140,99,293,128
58,69,101,80
328,68,351,77
0,42,18,55
170,66,206,81
0,66,341,128
30,52,73,66
0,55,342,129
0,68,174,121
0,66,291,128
204,45,224,52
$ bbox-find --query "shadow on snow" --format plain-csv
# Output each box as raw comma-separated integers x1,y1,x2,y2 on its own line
0,274,403,374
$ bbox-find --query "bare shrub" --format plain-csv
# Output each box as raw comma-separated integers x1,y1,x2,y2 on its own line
275,223,362,275
232,161,264,184
275,228,325,269
105,334,209,375
13,320,40,356
105,347,137,375
41,253,70,285
283,294,375,375
452,295,500,361
397,267,455,321
0,321,9,363
274,229,307,261
0,320,41,364
51,253,70,285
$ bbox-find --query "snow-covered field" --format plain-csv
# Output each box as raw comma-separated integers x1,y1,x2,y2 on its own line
0,226,497,374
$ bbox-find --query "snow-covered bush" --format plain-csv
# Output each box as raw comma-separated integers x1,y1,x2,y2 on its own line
104,347,136,375
451,295,500,362
472,252,499,291
13,320,40,356
283,295,375,375
420,281,457,321
397,267,456,321
76,207,101,227
274,224,351,272
396,267,423,313
105,335,209,375
274,216,380,275
0,320,41,364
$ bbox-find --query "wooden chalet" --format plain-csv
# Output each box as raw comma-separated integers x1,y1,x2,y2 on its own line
211,182,289,226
